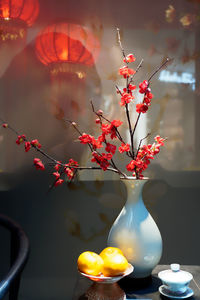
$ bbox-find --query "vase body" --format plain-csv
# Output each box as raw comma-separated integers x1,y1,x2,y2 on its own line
107,178,162,278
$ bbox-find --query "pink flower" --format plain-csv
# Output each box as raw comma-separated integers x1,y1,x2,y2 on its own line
154,135,165,146
33,158,45,171
64,167,74,179
119,66,136,78
123,53,136,63
119,143,130,153
126,160,136,172
128,84,136,90
136,103,148,113
25,141,31,152
120,92,134,106
91,152,112,171
95,118,101,124
54,179,64,187
31,139,41,148
54,161,61,171
111,120,123,128
53,172,60,180
79,133,93,144
139,80,148,94
91,137,103,150
105,143,116,154
16,134,26,145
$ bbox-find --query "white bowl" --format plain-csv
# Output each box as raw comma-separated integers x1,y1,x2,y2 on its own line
158,264,193,294
79,263,134,284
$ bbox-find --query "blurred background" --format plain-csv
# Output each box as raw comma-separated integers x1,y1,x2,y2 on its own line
0,0,200,299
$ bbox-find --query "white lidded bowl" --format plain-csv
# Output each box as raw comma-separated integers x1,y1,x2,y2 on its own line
158,264,193,294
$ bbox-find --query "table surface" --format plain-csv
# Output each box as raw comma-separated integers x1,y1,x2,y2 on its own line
72,265,200,300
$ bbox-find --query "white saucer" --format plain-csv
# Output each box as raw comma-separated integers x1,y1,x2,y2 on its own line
159,285,194,299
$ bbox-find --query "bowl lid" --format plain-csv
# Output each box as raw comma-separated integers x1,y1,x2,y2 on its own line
158,264,193,284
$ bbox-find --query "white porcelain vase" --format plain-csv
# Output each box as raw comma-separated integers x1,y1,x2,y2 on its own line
107,178,162,278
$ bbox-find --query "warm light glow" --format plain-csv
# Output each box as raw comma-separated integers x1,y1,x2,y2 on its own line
60,50,68,60
35,23,101,72
76,71,85,79
2,8,9,19
0,0,39,27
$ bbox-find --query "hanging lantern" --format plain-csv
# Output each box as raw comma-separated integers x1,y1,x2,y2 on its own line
0,0,39,41
35,22,101,120
35,22,100,79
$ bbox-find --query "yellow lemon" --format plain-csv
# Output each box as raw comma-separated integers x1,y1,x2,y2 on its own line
102,253,129,277
77,251,104,276
100,247,124,260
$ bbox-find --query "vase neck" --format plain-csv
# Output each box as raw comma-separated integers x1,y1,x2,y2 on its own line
122,179,148,204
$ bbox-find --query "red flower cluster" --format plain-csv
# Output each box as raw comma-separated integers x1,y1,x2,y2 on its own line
119,143,130,153
54,161,61,171
128,84,136,91
120,92,134,106
25,141,31,152
119,66,135,79
136,80,154,114
15,133,42,153
126,135,165,178
105,143,116,154
136,103,148,113
79,133,102,149
101,120,123,140
16,134,26,145
78,119,123,171
31,139,41,148
54,179,64,187
52,159,79,186
139,80,148,94
64,159,79,180
1,43,167,185
91,152,112,171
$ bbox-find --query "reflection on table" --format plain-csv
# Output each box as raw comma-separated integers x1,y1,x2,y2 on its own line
72,265,200,300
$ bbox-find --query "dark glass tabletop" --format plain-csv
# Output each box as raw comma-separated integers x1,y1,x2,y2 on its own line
72,265,200,300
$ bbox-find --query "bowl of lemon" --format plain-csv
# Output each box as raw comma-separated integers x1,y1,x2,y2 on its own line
77,247,134,283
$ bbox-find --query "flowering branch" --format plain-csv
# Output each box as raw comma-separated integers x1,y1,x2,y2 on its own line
0,29,169,187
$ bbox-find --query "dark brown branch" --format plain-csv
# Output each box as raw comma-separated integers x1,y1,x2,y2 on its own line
64,118,94,153
135,133,151,158
129,58,144,83
125,103,134,158
1,118,59,164
90,100,126,144
132,113,141,158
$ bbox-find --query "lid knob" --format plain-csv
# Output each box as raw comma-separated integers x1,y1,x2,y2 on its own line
170,263,180,272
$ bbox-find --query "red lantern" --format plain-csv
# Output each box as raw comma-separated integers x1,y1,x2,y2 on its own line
35,23,101,119
35,22,100,79
0,0,39,41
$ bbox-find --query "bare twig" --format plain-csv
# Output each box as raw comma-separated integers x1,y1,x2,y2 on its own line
129,58,144,84
148,58,172,82
116,28,127,62
135,133,151,158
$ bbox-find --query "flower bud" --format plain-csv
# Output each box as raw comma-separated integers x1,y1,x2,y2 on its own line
97,110,103,116
96,118,101,124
